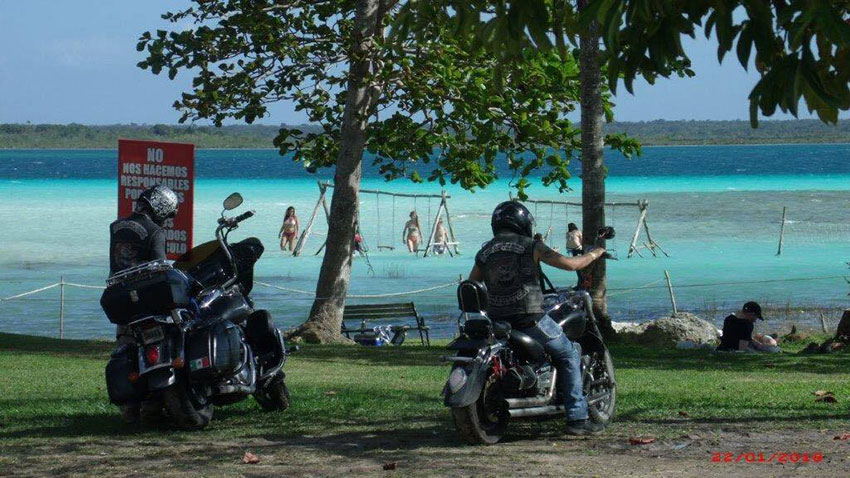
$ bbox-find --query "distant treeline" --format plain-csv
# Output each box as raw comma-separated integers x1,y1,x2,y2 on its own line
0,120,847,149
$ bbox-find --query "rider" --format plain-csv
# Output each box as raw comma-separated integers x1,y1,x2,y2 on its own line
108,185,179,423
467,201,607,436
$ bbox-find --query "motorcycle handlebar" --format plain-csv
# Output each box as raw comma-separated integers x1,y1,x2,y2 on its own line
233,210,255,224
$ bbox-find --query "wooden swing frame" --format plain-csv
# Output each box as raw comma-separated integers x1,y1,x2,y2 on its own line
514,197,668,258
292,181,460,257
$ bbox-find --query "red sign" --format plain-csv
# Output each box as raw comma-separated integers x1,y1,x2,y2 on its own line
118,139,195,259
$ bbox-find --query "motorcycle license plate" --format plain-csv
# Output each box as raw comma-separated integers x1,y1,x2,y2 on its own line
142,325,164,344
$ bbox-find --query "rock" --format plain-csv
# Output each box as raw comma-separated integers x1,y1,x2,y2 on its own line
619,312,718,347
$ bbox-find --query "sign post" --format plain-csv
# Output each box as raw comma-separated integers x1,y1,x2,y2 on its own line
117,139,195,259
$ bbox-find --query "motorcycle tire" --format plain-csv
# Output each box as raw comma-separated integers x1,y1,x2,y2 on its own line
254,373,291,411
451,369,507,445
585,349,616,426
162,382,213,430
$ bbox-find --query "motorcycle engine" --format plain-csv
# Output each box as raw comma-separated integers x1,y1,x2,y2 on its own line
502,364,537,391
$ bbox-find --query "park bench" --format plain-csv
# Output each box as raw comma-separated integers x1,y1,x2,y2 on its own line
341,302,430,346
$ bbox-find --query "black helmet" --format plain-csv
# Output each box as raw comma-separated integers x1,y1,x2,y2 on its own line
137,185,179,225
491,201,535,238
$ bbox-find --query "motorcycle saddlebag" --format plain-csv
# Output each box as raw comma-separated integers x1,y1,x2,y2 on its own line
101,268,193,325
105,344,143,405
185,320,244,381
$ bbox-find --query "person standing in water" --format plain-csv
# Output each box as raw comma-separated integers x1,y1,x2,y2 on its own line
278,206,299,252
433,218,449,254
566,223,583,256
402,211,422,253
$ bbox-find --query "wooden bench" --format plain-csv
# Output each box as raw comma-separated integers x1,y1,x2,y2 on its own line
341,302,430,346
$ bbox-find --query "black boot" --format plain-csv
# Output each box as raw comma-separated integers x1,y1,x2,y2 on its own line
565,419,605,436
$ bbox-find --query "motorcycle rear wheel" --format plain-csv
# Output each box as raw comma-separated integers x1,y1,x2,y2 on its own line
585,350,616,426
254,373,291,411
451,371,507,445
162,381,213,430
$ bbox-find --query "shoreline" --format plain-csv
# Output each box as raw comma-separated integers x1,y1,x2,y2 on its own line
3,141,850,151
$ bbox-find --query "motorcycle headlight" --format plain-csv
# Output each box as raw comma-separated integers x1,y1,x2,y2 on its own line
448,367,468,394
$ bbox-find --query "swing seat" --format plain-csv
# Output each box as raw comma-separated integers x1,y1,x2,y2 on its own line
377,245,395,251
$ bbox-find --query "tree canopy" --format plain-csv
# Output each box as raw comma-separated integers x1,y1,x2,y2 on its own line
137,0,638,198
397,0,850,126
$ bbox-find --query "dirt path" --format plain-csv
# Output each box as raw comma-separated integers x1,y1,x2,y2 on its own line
3,422,848,478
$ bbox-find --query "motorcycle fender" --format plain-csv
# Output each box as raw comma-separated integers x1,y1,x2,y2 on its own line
444,359,488,408
145,367,176,391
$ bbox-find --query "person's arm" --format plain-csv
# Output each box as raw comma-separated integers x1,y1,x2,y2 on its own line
150,229,168,261
402,222,409,242
468,263,483,281
278,222,285,238
535,242,603,271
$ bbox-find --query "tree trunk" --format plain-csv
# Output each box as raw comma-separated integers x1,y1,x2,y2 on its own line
578,1,616,339
292,0,382,343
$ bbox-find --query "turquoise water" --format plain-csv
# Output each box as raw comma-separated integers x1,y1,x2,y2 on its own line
2,146,850,339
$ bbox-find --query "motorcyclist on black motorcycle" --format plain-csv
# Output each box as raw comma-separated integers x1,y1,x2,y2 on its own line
108,185,178,423
466,201,607,436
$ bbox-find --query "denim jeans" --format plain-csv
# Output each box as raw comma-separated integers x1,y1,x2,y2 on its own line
518,315,588,421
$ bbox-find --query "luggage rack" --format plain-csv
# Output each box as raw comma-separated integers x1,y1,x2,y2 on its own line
106,260,173,287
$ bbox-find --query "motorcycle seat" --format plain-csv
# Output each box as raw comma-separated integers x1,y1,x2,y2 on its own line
492,321,511,339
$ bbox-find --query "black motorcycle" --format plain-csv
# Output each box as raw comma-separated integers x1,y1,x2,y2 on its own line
443,228,617,445
101,192,291,430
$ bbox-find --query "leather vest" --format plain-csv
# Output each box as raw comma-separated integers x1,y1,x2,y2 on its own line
109,212,165,275
475,232,544,325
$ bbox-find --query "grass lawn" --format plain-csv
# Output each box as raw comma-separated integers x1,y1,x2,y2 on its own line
0,332,848,477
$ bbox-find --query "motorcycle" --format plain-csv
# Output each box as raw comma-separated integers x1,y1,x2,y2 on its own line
101,192,291,430
443,227,617,445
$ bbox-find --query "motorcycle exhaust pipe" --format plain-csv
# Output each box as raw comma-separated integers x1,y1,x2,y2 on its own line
505,370,557,409
508,405,565,418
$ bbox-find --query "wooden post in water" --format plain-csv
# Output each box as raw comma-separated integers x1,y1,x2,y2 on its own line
664,270,678,317
58,275,65,339
776,206,788,256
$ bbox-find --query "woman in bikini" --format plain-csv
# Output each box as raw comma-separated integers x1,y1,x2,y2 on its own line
402,211,422,253
278,206,299,252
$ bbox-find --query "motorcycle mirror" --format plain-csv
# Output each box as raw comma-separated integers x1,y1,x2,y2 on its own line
223,193,243,211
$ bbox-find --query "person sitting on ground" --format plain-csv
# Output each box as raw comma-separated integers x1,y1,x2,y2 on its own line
402,211,422,253
716,301,780,352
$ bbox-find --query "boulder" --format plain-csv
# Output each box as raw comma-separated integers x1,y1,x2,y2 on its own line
619,312,719,347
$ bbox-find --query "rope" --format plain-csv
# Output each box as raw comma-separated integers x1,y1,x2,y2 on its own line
606,278,667,298
0,283,59,301
606,274,849,292
255,278,461,299
64,282,106,290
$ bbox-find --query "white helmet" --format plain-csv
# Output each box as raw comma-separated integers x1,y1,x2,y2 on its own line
138,185,178,225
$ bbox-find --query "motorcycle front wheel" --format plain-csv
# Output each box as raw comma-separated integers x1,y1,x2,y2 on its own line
584,349,616,426
451,369,508,445
162,380,213,430
254,372,291,411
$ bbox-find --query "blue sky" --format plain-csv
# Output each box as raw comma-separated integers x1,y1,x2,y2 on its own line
0,1,840,125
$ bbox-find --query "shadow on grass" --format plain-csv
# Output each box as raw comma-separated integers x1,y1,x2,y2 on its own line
610,343,850,375
295,343,447,367
0,332,112,359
